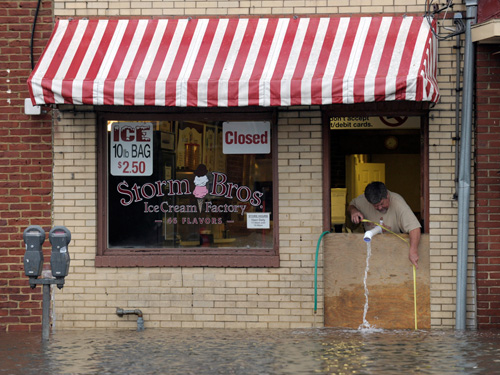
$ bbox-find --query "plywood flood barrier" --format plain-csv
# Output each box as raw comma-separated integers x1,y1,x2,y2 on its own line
324,233,430,330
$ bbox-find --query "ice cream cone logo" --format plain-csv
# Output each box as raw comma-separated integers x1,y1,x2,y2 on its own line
197,199,204,212
193,164,209,212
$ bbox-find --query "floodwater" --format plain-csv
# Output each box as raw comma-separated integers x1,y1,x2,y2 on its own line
1,328,500,374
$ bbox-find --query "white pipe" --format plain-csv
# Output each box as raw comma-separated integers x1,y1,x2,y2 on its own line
364,225,382,242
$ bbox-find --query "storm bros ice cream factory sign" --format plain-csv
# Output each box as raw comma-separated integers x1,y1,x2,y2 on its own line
116,170,264,220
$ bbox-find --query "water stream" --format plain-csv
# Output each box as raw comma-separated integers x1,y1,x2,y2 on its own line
359,241,375,330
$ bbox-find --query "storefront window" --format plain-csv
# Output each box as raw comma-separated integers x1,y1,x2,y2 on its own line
97,111,278,267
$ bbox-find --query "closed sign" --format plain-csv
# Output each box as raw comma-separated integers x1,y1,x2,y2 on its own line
223,121,271,154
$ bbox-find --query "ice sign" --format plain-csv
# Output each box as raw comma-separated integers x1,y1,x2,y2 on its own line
110,122,153,176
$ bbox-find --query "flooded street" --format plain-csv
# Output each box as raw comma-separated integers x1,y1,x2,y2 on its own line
1,328,500,374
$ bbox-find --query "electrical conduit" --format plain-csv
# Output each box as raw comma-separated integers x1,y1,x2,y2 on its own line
456,0,477,331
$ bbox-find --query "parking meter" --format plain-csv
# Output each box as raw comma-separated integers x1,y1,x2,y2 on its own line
49,226,71,283
23,225,46,283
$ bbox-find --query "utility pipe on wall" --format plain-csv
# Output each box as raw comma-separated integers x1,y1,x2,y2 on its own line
453,13,463,200
116,308,145,331
456,0,477,330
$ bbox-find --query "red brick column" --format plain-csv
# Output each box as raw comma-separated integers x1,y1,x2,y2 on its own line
475,44,500,329
0,0,53,332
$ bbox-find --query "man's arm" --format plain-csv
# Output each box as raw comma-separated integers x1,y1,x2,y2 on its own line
408,227,421,268
348,205,364,225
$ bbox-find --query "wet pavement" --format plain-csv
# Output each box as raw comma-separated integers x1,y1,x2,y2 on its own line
1,328,500,374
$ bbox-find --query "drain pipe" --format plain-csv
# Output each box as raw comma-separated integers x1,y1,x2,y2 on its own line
456,0,477,330
116,308,144,331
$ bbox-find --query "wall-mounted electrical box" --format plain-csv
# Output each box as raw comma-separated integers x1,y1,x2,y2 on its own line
24,98,41,115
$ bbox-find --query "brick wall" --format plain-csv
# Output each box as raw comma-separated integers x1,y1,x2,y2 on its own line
475,44,500,329
0,0,53,332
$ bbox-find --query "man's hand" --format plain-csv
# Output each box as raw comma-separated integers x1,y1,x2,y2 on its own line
348,205,364,225
408,228,421,269
409,249,419,269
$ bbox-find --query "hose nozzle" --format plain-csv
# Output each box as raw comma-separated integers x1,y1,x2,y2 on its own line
364,225,382,242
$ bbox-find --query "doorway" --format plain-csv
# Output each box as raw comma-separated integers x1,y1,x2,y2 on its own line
321,106,431,329
322,106,429,234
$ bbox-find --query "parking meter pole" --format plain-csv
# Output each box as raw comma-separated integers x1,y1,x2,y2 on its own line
30,278,65,340
42,284,50,340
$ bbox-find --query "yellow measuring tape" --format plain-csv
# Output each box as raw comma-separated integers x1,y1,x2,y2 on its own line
362,219,418,330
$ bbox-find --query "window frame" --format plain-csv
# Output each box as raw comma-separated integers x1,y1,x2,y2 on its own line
96,107,279,267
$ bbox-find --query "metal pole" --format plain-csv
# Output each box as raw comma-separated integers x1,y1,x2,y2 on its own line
456,0,477,330
30,278,64,340
42,284,51,340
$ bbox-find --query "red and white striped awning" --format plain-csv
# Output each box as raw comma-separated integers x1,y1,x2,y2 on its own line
28,17,439,107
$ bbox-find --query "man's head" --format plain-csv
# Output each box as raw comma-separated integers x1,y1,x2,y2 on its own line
364,181,390,213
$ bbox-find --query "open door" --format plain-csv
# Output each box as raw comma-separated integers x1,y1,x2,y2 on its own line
346,154,385,205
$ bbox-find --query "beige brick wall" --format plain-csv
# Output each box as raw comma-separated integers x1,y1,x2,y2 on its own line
50,1,474,329
54,0,461,17
427,12,475,328
52,107,325,329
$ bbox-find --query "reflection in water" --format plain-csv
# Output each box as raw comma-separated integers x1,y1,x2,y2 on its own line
1,328,500,374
